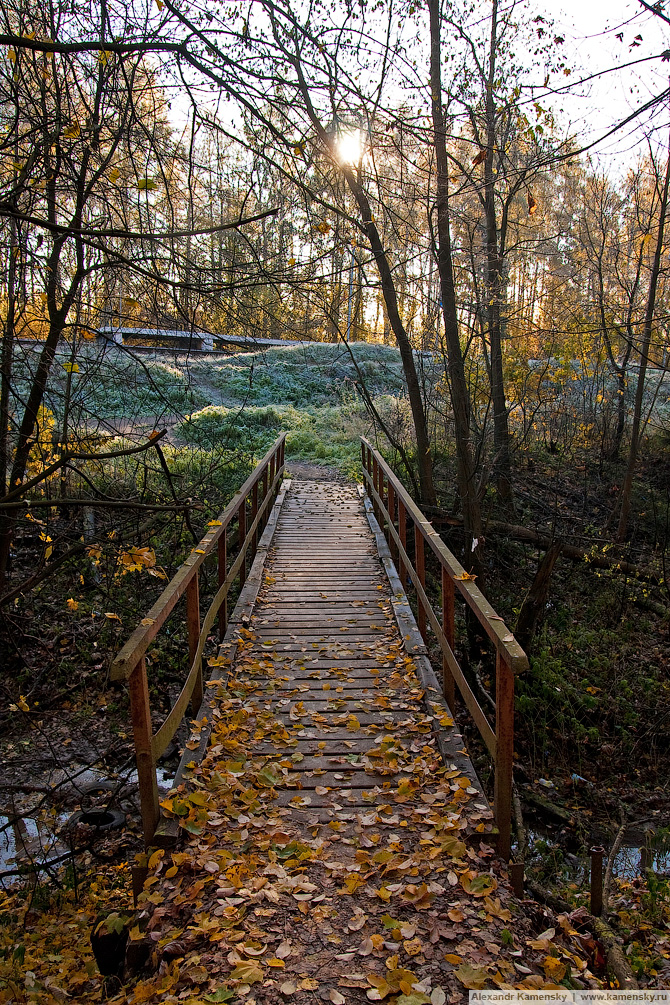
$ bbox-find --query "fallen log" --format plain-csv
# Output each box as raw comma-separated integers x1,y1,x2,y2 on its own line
526,878,638,989
521,787,576,825
426,508,662,586
487,521,658,583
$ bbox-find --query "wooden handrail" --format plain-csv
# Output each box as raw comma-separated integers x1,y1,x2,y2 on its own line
112,434,286,844
360,437,528,860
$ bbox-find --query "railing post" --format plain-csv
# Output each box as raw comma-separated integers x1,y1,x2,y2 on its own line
128,657,159,845
372,455,379,523
380,472,386,523
251,480,259,555
218,529,227,641
494,651,514,861
239,499,247,588
262,467,269,535
186,573,203,714
441,565,456,710
387,482,397,561
415,525,427,640
398,498,407,586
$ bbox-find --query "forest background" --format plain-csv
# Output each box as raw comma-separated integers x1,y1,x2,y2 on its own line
2,0,670,992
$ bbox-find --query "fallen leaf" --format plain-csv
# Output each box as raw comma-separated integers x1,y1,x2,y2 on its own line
403,938,422,956
230,961,263,984
454,964,489,990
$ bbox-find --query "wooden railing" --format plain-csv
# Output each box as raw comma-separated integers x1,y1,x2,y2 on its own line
361,438,528,859
111,435,286,844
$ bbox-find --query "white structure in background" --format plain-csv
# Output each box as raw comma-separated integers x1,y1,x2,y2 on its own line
99,325,214,350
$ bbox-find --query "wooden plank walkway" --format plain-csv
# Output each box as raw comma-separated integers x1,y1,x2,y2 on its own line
223,478,492,828
139,480,551,1003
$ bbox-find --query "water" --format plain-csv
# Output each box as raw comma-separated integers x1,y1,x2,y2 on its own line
0,812,70,877
523,827,670,886
0,764,175,878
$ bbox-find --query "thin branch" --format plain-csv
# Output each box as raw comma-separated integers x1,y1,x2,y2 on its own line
1,498,203,510
0,430,168,504
638,0,670,26
0,34,190,56
0,206,279,239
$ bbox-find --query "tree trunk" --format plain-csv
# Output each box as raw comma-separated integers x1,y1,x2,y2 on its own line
611,368,627,460
514,541,562,652
0,218,19,590
483,0,513,508
290,57,437,506
357,213,436,504
427,0,483,572
617,146,670,541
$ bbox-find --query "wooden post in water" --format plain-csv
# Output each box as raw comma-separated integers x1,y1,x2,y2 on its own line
590,847,605,916
128,658,159,845
494,651,514,861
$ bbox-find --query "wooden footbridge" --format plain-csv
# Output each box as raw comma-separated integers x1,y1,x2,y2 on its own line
111,436,527,864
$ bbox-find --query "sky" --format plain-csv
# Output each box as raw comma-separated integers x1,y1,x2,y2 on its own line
547,0,670,162
164,0,670,171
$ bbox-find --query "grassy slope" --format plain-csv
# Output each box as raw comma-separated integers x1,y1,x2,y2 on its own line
178,342,406,477
28,340,407,479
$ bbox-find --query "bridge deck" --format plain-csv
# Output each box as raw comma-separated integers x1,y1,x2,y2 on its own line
222,478,491,828
143,479,526,1003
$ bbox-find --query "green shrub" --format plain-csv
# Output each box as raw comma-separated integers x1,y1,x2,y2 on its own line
176,405,284,451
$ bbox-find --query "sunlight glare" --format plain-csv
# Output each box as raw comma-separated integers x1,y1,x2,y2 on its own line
337,129,364,165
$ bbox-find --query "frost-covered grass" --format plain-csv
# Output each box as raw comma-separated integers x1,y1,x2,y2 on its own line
147,341,407,476
11,346,208,424
13,339,409,477
187,341,405,408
